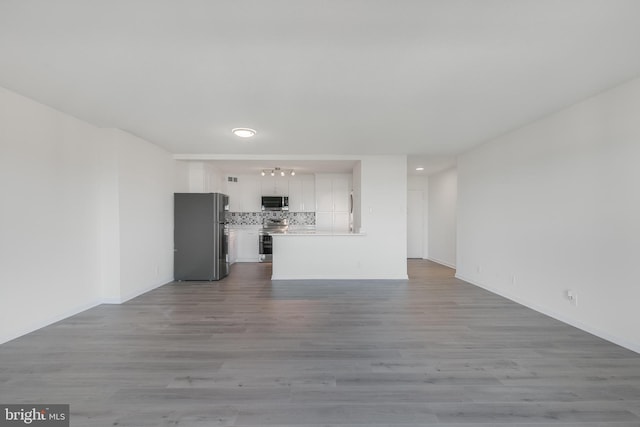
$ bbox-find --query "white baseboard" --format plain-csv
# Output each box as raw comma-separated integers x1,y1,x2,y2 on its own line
0,299,102,345
427,257,456,269
271,274,409,281
100,297,123,304
102,278,173,304
456,273,640,355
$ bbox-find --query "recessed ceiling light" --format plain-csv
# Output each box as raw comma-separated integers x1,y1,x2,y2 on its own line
232,128,256,138
416,167,424,171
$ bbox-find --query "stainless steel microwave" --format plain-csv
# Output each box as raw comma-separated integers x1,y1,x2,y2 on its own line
261,196,289,211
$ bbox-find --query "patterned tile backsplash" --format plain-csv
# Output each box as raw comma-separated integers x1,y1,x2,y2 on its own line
225,211,315,226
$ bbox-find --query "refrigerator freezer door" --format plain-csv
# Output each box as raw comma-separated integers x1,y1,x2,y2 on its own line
212,193,230,280
213,223,229,280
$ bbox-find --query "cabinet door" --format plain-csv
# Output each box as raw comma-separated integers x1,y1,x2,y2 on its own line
227,231,237,264
236,230,259,262
275,179,289,196
241,177,262,211
261,177,289,197
301,177,315,212
332,176,350,212
315,177,333,212
288,178,303,212
226,179,242,211
333,212,351,232
315,212,333,231
261,176,277,196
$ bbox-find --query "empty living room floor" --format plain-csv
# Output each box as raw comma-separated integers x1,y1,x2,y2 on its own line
1,260,639,426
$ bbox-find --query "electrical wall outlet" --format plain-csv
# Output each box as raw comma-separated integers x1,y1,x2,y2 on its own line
566,290,578,306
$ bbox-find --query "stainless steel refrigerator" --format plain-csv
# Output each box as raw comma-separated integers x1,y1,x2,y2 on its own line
174,193,229,281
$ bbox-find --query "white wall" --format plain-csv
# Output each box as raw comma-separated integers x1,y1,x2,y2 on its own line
0,86,176,343
428,167,457,268
457,76,640,353
97,132,121,301
174,160,190,193
113,129,175,302
0,87,104,343
359,155,407,277
272,155,407,279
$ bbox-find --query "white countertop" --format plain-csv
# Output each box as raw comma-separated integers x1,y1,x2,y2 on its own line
271,231,366,236
226,225,261,230
226,225,365,236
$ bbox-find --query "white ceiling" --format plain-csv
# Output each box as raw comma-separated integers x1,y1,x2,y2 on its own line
2,1,640,175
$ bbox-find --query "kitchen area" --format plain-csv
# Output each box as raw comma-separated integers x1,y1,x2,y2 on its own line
174,159,367,280
173,156,407,281
226,171,355,263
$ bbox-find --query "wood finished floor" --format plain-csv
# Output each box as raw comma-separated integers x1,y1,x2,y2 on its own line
1,260,640,426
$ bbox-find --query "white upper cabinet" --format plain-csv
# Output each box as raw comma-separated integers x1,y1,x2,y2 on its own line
240,176,261,211
261,176,289,197
225,175,261,211
315,176,333,212
315,173,352,232
225,177,241,211
301,176,315,212
332,176,350,212
288,178,303,212
288,175,316,212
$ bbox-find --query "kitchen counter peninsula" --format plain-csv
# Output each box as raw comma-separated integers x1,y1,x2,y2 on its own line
270,231,375,280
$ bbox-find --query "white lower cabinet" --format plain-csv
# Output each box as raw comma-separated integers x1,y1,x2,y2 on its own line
227,229,237,265
235,229,259,262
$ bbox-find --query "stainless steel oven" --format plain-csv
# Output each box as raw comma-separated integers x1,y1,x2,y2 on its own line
258,232,272,262
259,218,288,263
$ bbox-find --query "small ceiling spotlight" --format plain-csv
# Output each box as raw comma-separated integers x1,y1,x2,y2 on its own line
232,128,256,138
290,171,295,176
261,171,266,176
270,170,275,176
415,167,425,171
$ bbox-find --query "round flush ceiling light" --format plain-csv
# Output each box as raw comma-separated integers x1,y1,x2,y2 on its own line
232,128,256,138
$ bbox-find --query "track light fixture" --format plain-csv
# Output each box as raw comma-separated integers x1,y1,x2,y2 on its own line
261,167,295,177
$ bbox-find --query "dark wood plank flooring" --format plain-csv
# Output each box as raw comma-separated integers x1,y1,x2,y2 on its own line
1,260,639,426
